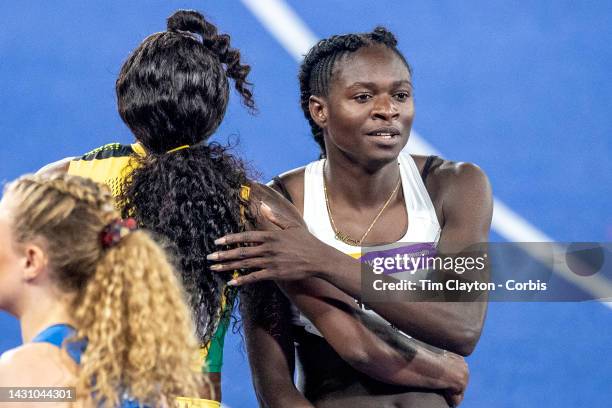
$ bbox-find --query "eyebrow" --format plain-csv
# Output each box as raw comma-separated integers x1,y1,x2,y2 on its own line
347,80,413,89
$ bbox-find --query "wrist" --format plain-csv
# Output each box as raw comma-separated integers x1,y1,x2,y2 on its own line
311,240,337,280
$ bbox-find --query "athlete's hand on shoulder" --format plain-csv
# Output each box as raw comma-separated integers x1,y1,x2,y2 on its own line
208,202,344,286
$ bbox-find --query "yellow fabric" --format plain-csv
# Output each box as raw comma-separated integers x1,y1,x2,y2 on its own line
239,184,250,222
67,143,144,197
176,397,221,408
239,184,251,200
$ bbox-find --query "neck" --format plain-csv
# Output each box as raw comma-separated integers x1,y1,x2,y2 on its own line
324,151,401,209
18,287,75,343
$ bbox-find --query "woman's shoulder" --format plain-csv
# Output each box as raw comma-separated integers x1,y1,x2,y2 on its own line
274,166,306,193
426,157,488,194
270,166,306,212
0,343,77,387
411,154,491,228
36,157,74,175
410,154,490,218
411,154,487,183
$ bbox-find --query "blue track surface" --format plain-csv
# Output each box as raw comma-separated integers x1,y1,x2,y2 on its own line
1,2,610,406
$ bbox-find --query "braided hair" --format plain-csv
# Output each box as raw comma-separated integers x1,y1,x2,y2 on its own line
116,10,254,344
298,26,413,155
7,173,202,405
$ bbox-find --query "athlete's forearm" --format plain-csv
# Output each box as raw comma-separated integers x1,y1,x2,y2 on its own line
241,283,314,408
348,339,465,392
279,280,468,394
258,393,315,408
244,322,313,408
344,303,468,393
316,248,485,355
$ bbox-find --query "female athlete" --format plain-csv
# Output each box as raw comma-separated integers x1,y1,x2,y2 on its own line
0,173,201,407
210,27,493,407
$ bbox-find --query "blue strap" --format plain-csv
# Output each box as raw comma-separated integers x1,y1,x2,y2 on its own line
31,323,87,365
31,324,149,407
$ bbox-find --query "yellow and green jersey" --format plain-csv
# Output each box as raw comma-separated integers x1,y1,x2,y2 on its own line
68,142,241,376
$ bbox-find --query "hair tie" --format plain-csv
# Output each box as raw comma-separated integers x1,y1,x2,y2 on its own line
100,218,137,249
166,145,190,153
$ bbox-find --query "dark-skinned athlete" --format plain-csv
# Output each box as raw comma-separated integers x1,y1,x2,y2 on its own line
209,27,492,407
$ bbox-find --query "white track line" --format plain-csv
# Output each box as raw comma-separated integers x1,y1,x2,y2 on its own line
241,0,612,308
241,0,318,61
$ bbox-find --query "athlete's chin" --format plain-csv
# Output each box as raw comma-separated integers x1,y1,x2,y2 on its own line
358,155,400,174
363,145,404,165
337,141,404,169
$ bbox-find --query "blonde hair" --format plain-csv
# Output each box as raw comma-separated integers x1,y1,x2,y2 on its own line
6,173,203,407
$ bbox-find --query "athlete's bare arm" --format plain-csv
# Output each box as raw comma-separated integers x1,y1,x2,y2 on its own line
240,280,315,408
241,276,466,407
212,160,493,356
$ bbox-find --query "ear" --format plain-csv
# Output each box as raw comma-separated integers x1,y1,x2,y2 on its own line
21,243,48,282
308,95,328,129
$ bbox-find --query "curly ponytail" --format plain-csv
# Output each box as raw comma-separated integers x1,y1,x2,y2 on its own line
118,142,249,344
115,10,255,345
74,231,203,406
6,173,203,406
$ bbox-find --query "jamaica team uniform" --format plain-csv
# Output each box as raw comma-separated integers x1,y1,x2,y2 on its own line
68,142,241,408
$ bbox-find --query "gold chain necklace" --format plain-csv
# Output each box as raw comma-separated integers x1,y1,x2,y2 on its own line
323,163,402,246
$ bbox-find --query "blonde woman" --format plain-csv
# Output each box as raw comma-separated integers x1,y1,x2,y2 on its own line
0,173,206,407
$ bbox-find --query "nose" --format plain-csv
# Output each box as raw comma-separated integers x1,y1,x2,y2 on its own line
371,96,399,122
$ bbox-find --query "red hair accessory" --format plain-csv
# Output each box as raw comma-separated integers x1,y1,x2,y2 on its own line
100,218,137,249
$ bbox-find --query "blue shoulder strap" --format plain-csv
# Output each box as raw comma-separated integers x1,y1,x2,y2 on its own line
31,324,149,407
31,324,87,365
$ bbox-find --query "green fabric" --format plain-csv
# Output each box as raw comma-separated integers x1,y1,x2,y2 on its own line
203,311,230,373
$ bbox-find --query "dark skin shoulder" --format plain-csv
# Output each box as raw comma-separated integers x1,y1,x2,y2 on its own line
273,166,306,214
411,155,492,252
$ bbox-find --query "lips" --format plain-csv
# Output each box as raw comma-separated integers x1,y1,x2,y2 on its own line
366,126,402,146
366,126,401,137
